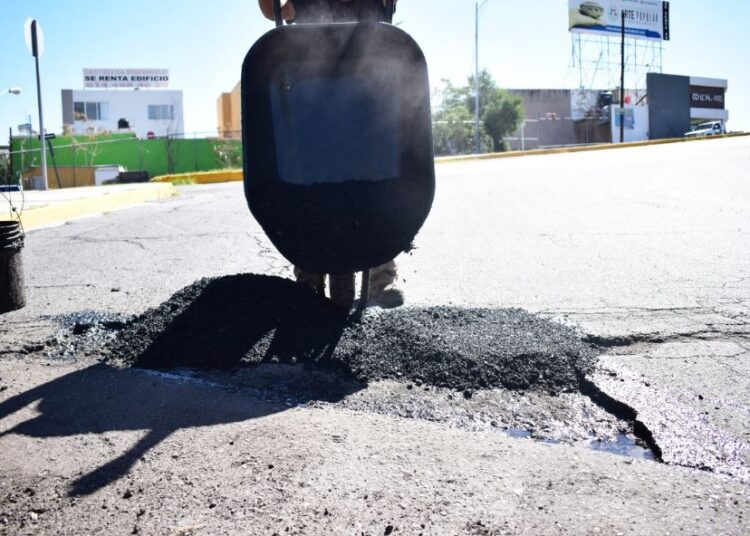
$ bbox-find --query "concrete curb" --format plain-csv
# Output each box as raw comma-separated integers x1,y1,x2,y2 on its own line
151,170,243,184
4,183,176,232
435,132,750,164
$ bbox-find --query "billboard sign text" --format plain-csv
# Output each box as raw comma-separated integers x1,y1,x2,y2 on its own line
689,85,725,110
569,0,670,41
83,68,169,89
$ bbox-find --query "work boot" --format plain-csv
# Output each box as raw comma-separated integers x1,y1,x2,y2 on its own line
294,267,326,296
329,273,355,310
368,260,404,308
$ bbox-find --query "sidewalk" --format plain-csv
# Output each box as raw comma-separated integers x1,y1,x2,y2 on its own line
0,183,176,232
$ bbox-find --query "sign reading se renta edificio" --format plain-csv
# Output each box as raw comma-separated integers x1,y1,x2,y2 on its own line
83,69,169,88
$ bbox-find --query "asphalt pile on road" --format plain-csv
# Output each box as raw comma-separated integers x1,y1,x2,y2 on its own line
106,274,596,394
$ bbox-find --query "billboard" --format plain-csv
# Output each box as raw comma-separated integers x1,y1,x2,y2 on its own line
569,0,670,41
83,68,169,89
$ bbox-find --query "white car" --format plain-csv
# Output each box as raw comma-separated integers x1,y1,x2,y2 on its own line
685,121,725,138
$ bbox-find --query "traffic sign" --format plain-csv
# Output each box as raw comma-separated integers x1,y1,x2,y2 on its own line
24,19,45,58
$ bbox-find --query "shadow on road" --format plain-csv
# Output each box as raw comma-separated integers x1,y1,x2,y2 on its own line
0,275,364,497
110,273,355,373
0,363,361,497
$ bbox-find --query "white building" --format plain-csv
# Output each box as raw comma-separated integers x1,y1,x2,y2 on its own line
62,88,184,138
61,69,183,138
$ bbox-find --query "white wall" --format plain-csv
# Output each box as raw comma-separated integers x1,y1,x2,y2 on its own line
610,105,650,143
691,108,729,122
68,89,184,138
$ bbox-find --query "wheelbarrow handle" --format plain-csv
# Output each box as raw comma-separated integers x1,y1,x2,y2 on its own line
384,0,396,21
269,0,395,25
272,0,284,27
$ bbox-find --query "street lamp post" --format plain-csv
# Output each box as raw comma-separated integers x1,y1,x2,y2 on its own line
1,88,22,96
474,0,490,154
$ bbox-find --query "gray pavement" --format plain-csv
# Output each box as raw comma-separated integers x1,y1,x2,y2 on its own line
1,137,749,533
9,183,170,211
1,361,747,535
404,137,749,338
1,182,175,231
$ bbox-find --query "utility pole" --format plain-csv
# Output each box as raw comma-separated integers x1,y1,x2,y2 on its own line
34,37,48,189
620,10,626,144
474,1,480,154
8,128,12,184
24,19,48,189
473,1,492,154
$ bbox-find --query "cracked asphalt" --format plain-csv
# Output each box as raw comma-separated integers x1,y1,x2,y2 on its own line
1,136,749,534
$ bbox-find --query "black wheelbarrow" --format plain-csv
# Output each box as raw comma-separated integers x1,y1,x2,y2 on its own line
241,0,435,309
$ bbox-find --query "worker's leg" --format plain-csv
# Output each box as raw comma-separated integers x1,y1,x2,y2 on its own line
368,260,404,308
294,266,326,295
329,273,355,309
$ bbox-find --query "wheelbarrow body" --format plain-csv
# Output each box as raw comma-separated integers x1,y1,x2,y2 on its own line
241,22,435,275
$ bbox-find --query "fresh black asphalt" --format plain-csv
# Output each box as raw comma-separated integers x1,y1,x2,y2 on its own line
106,274,596,394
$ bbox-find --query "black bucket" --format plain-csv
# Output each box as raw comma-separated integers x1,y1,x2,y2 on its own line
0,221,25,313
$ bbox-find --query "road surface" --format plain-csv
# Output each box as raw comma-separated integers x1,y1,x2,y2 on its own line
1,137,749,534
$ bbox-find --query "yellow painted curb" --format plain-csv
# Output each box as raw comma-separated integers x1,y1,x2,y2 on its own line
435,132,750,164
152,169,243,184
7,183,176,231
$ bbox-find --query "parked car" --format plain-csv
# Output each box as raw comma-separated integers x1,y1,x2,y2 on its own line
685,121,725,138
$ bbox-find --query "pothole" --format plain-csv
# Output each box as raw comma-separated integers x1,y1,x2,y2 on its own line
127,365,656,461
589,433,655,460
42,274,658,461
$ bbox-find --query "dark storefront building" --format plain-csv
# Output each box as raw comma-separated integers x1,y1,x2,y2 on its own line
647,73,728,139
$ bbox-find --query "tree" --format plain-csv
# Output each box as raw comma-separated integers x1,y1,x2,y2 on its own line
439,78,470,112
155,99,181,174
0,151,10,182
432,103,474,156
431,70,524,155
482,92,524,152
465,70,504,118
164,133,178,174
81,126,105,167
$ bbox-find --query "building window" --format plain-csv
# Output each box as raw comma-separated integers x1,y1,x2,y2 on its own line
73,101,108,121
148,105,174,121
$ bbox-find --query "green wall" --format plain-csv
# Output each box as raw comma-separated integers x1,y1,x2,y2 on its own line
10,133,242,182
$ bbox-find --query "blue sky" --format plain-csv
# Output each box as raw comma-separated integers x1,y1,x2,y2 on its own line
1,0,748,138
